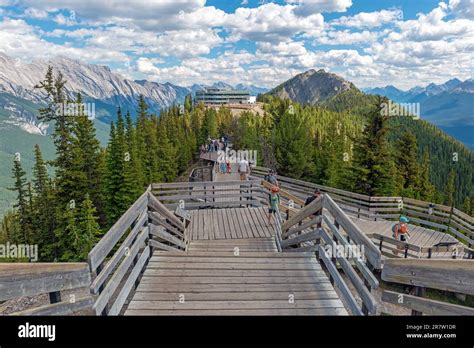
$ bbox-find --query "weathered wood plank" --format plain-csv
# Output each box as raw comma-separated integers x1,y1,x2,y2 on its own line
139,276,330,284
148,192,184,231
131,290,339,301
108,246,150,315
382,290,474,315
149,224,185,249
90,211,147,294
318,245,363,316
125,307,348,315
127,299,345,310
149,212,185,239
13,296,94,316
149,239,183,252
88,191,147,271
382,259,474,295
92,229,148,314
282,230,320,248
324,194,382,269
282,196,322,232
0,263,90,302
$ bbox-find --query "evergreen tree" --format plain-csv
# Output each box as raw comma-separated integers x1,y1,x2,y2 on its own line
76,195,101,260
350,97,397,196
9,156,30,243
395,131,421,198
444,170,456,207
419,147,436,201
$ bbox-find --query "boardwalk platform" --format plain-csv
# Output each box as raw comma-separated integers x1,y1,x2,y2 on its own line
125,238,348,315
352,218,465,258
187,207,273,240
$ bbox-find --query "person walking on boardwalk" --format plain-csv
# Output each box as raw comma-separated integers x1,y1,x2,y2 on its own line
267,186,280,226
264,169,279,187
226,160,232,174
219,158,227,174
392,216,411,255
238,156,250,181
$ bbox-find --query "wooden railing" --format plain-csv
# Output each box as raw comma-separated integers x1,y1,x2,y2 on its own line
87,186,188,315
88,189,150,315
151,180,267,210
148,192,187,252
189,165,213,182
381,259,474,315
0,263,93,315
371,233,464,259
275,192,381,316
251,166,474,249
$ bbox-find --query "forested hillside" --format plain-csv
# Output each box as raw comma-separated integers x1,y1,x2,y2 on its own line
0,67,232,261
324,91,473,209
1,67,472,262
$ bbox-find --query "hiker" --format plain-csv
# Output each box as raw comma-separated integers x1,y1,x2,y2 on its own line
226,160,232,174
392,216,411,255
238,156,250,181
267,185,280,226
264,169,279,187
219,159,227,174
305,189,322,228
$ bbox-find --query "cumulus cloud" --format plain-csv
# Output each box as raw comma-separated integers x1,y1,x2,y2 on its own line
331,9,403,28
286,0,353,15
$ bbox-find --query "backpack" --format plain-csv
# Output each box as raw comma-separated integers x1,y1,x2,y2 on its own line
392,223,408,237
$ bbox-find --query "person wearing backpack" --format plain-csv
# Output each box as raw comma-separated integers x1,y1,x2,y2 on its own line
392,216,411,255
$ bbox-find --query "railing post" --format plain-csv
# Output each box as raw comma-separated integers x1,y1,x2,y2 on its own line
411,286,425,316
404,244,409,259
379,237,384,252
428,248,432,259
49,291,61,304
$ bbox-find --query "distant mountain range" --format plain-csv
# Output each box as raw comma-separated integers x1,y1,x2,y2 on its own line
364,79,474,148
0,53,267,124
0,53,268,216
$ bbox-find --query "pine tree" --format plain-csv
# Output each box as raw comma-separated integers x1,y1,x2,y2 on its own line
71,93,104,216
419,146,435,201
394,131,421,198
76,195,101,261
272,105,314,179
9,156,30,243
350,97,397,196
444,170,456,207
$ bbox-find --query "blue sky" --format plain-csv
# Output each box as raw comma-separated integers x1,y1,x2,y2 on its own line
0,0,472,89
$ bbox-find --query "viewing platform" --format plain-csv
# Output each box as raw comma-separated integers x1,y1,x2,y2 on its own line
1,159,473,317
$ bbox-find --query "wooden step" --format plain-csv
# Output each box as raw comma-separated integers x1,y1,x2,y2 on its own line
124,238,347,316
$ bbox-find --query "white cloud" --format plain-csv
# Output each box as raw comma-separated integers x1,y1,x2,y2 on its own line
24,8,49,19
449,0,474,19
332,9,403,28
286,0,353,15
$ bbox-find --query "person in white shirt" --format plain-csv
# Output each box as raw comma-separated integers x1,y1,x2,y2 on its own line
238,158,250,181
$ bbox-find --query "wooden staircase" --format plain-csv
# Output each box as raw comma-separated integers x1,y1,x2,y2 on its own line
125,238,348,315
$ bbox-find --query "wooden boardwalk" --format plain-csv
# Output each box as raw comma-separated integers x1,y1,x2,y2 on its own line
352,218,465,258
187,207,273,240
125,238,347,316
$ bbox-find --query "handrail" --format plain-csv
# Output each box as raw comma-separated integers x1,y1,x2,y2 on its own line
251,167,474,248
87,186,151,316
0,263,93,315
381,258,474,315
